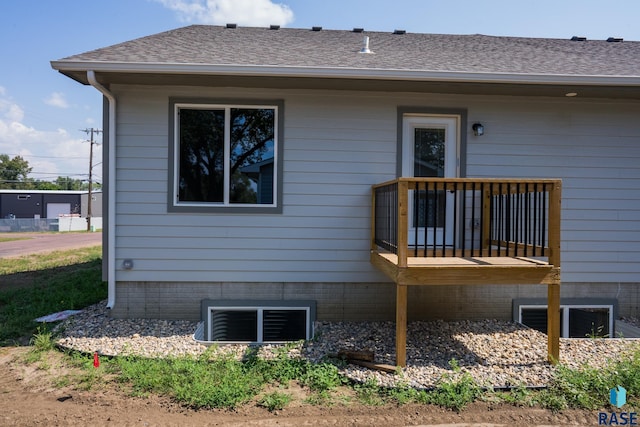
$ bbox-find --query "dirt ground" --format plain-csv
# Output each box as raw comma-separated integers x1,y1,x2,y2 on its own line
0,347,602,427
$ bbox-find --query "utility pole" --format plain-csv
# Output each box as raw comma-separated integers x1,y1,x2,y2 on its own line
81,128,102,232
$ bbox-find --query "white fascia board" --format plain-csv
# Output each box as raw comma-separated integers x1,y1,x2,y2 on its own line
50,60,640,87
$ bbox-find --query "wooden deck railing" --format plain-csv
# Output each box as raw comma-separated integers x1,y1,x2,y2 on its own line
372,178,562,268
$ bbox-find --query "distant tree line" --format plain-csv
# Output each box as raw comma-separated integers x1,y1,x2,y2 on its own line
0,154,102,191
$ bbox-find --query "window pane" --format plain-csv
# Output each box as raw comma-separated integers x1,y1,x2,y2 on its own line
178,109,225,202
414,128,445,177
229,108,275,204
569,308,609,338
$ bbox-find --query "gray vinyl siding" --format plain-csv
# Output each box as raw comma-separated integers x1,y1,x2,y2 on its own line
464,97,640,282
112,85,640,284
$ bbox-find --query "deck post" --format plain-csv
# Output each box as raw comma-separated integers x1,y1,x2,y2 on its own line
395,284,408,367
547,282,560,363
547,180,562,364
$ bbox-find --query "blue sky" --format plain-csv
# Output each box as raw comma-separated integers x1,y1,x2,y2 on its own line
1,0,640,184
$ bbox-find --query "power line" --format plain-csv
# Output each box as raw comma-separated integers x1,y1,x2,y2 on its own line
81,128,102,232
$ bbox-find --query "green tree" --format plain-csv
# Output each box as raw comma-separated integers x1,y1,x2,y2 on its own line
33,180,59,190
0,154,32,189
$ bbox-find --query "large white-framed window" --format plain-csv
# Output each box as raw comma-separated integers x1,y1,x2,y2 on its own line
169,99,283,213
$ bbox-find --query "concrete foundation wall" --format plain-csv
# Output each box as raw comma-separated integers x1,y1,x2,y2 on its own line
109,282,640,321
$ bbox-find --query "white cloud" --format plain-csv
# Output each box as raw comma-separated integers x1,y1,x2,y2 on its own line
0,91,25,123
154,0,294,26
0,90,99,181
45,92,70,109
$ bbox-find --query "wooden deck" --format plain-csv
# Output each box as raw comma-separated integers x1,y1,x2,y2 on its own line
371,178,562,367
371,252,560,286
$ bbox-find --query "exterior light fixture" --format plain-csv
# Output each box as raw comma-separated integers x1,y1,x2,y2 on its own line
472,123,484,136
565,92,578,97
122,259,134,270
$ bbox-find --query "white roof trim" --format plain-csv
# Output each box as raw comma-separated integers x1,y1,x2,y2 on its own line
51,60,640,87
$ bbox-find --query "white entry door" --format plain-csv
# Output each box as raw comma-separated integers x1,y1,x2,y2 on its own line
402,115,459,246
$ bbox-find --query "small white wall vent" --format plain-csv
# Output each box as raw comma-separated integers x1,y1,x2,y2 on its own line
201,299,316,343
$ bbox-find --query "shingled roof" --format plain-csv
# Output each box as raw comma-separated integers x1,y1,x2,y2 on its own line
52,25,640,92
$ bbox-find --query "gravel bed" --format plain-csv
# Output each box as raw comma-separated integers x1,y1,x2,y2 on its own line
55,300,640,389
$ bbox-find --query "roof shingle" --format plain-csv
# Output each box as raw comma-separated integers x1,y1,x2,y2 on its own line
57,25,640,77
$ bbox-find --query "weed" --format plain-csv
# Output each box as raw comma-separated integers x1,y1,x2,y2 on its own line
384,384,420,405
305,390,334,406
425,371,483,411
30,326,55,352
24,326,55,363
586,323,609,339
535,389,568,411
301,362,344,392
257,390,293,411
354,378,384,406
496,384,535,406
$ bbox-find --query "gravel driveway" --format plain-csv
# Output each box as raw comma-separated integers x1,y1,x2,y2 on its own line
0,232,102,258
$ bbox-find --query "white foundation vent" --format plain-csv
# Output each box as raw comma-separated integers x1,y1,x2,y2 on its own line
201,299,315,343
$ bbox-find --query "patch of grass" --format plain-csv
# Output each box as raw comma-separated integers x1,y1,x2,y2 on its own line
540,350,640,410
0,245,105,345
103,346,350,410
0,245,102,275
113,353,265,409
0,237,28,243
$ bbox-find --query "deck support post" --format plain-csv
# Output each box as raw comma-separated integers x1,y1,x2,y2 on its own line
395,284,407,367
547,282,560,364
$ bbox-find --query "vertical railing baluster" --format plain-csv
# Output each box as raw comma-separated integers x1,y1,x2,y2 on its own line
480,182,486,256
516,183,521,257
392,185,396,251
432,181,438,257
441,182,447,256
460,181,473,258
524,183,529,258
454,182,459,256
416,182,422,257
489,182,497,256
497,183,503,255
505,184,510,256
533,183,539,257
422,181,428,257
541,184,551,256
